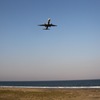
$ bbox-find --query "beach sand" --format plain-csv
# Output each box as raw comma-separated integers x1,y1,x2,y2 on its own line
0,88,100,100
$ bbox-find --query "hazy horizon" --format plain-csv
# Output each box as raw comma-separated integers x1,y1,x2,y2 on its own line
0,0,100,81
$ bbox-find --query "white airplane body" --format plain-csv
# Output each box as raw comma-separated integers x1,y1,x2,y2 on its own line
38,18,57,30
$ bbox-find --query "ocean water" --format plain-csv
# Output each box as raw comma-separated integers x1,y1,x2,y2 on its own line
0,79,100,88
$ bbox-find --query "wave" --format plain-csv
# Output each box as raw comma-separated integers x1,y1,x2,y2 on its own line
1,86,100,89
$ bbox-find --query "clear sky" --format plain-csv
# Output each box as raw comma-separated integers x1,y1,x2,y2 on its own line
0,0,100,81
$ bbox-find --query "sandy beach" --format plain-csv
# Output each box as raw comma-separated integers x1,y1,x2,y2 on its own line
0,88,100,100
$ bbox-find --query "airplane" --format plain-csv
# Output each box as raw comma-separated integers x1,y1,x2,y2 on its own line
38,18,57,30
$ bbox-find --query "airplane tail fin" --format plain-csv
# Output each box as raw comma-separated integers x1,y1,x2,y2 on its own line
43,28,50,30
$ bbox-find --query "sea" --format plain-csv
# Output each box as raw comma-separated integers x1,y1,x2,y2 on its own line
0,79,100,88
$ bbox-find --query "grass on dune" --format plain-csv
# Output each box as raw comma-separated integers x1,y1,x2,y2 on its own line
0,88,100,100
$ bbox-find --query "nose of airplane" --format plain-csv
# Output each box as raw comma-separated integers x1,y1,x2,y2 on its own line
48,18,51,20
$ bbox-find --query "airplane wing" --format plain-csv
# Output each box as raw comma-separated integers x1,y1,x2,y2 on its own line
50,24,57,26
38,24,46,26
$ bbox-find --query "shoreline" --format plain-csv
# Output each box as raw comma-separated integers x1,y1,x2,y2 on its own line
0,87,100,100
0,86,100,89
